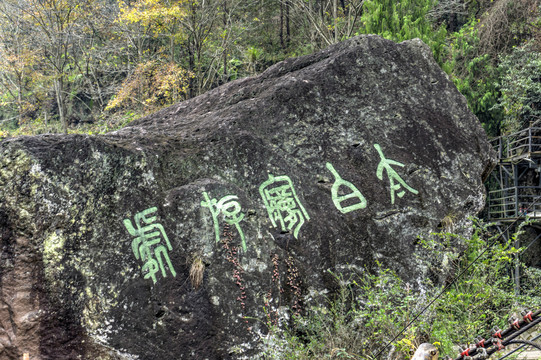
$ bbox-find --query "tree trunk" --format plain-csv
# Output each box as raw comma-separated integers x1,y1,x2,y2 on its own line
286,0,290,48
54,77,67,134
17,75,22,126
188,40,195,98
170,31,175,63
280,0,285,49
449,12,458,33
223,0,228,80
333,0,338,43
44,110,48,133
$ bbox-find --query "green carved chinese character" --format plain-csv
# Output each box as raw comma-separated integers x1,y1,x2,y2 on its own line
123,207,177,284
374,144,418,204
259,174,310,239
201,192,247,251
326,162,367,213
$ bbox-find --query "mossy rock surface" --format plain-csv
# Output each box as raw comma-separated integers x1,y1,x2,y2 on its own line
0,35,495,359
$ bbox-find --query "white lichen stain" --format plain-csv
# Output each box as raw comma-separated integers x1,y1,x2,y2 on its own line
30,163,42,176
180,315,192,322
141,170,155,185
246,258,268,273
210,296,220,306
77,249,123,347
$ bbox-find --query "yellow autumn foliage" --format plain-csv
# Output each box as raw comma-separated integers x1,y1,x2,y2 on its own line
106,61,192,112
118,0,187,31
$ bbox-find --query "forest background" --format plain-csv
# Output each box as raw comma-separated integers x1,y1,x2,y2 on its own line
0,0,540,137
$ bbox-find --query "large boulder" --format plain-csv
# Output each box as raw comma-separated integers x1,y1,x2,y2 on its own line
0,35,495,359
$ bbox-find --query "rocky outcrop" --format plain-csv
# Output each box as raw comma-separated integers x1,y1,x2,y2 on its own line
0,35,495,359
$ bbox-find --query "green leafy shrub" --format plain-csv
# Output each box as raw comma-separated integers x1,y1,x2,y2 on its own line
258,267,423,360
494,42,541,133
258,219,541,359
443,18,502,136
357,0,448,64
